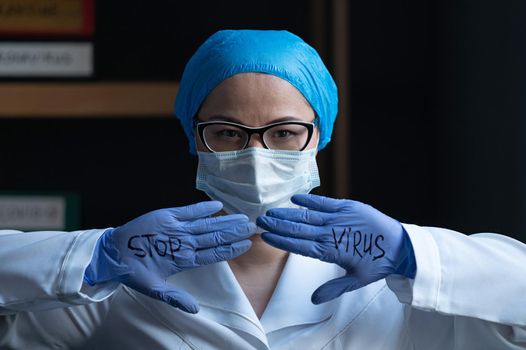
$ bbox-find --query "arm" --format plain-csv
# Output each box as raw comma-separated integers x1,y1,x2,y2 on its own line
258,194,526,348
0,201,256,314
0,229,118,349
0,201,256,348
387,224,526,347
0,229,117,315
388,225,526,326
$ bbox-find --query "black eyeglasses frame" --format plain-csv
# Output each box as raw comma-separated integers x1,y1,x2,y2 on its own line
196,120,316,153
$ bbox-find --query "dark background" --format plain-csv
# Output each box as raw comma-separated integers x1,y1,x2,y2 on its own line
349,0,526,238
1,0,525,242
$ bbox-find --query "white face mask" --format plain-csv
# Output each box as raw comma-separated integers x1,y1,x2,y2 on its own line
196,147,320,229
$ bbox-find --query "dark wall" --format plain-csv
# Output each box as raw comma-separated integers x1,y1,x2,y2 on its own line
434,1,526,236
0,118,206,228
0,0,314,228
350,0,526,240
94,1,313,80
349,1,437,227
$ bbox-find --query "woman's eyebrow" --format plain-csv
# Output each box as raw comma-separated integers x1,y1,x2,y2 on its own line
206,115,244,123
206,115,306,123
271,116,306,123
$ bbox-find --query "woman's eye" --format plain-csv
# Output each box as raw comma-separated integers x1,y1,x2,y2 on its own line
272,129,295,138
217,129,242,138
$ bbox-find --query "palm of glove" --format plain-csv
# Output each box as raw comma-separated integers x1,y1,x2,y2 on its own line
257,194,416,304
85,201,255,313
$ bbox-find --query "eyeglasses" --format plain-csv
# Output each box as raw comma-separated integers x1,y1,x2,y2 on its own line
196,120,316,152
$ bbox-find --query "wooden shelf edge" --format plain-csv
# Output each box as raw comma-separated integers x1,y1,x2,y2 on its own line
0,82,179,117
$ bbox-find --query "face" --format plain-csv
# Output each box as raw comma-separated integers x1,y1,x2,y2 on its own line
195,73,318,152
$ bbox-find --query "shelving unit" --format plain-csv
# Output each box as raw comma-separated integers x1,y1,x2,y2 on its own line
0,82,178,117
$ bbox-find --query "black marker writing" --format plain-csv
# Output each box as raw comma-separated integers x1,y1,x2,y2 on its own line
128,235,146,258
128,234,181,261
353,231,363,257
331,228,385,260
143,234,156,257
373,235,385,260
332,227,347,250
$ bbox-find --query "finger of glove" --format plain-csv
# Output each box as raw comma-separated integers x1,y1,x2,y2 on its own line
291,194,348,213
256,215,321,240
182,214,250,234
147,283,200,314
169,201,223,221
311,275,367,304
194,240,252,265
261,233,325,260
264,207,328,226
192,223,257,249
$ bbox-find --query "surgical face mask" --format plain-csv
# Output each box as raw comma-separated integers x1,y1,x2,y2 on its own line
196,147,320,229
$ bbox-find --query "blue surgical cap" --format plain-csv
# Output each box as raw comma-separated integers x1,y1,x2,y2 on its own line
174,29,338,154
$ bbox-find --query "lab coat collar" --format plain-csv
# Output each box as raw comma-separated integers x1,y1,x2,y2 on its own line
169,259,268,347
260,253,344,333
168,253,345,336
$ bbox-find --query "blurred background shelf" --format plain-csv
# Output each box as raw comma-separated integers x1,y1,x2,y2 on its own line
0,82,178,117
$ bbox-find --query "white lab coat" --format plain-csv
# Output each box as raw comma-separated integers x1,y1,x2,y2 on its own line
0,224,525,349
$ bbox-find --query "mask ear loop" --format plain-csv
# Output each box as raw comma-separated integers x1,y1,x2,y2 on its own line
194,136,200,154
312,115,321,151
193,117,204,154
314,130,321,149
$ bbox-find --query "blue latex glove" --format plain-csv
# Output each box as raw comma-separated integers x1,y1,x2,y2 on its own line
84,201,255,313
257,194,416,304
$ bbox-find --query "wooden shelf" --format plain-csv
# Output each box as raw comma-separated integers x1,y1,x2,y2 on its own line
0,82,179,117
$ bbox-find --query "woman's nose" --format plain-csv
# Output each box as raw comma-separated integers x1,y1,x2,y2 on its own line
246,134,265,148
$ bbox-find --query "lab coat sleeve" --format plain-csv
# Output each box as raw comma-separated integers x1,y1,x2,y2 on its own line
0,229,120,315
386,224,526,346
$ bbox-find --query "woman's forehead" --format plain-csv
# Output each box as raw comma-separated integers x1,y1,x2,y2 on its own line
197,73,315,126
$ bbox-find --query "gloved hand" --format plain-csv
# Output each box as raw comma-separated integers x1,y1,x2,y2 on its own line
84,201,255,313
257,194,416,304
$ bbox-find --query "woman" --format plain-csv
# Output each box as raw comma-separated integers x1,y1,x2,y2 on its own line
1,30,525,349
